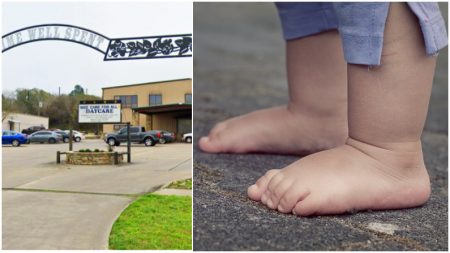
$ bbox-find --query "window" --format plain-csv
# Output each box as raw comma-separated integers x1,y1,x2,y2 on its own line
114,95,138,108
149,94,162,105
185,93,192,104
114,124,128,131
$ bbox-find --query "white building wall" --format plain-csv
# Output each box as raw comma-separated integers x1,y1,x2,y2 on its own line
2,113,49,132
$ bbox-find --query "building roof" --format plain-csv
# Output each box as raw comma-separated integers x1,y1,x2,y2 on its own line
3,112,49,120
102,78,192,90
132,103,191,114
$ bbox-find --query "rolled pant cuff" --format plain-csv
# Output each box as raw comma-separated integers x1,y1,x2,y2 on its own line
419,14,448,56
280,8,338,40
340,34,384,66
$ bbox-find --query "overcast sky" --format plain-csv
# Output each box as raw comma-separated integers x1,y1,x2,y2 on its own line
2,2,193,96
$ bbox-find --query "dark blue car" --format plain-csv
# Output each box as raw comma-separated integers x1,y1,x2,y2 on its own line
2,130,28,147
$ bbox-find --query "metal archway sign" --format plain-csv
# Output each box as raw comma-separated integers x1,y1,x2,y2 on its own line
2,24,192,61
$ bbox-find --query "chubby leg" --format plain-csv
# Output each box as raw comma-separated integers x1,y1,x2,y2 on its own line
249,3,435,215
199,30,348,155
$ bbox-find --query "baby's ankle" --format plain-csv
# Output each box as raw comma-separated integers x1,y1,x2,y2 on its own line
287,99,347,120
345,137,426,174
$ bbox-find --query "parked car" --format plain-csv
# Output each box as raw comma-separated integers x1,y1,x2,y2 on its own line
2,130,28,147
159,130,175,144
28,131,63,144
21,125,45,135
53,131,70,143
104,126,161,147
63,130,85,142
182,133,192,143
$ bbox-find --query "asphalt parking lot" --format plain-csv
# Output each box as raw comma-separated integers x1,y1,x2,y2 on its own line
3,139,192,249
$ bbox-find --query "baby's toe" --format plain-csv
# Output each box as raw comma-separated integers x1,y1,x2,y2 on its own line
261,191,271,205
199,122,241,153
209,121,228,136
198,136,223,153
278,186,310,213
292,194,320,217
247,169,281,201
266,175,293,210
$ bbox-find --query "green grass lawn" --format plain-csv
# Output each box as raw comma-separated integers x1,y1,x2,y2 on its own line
109,194,192,250
167,178,192,190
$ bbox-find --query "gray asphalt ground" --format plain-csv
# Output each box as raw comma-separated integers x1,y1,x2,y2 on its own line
2,140,192,249
193,3,448,251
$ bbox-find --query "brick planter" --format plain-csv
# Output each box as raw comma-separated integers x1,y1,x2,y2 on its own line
66,152,123,165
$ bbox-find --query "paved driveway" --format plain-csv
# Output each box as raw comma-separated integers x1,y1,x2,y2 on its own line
3,140,192,249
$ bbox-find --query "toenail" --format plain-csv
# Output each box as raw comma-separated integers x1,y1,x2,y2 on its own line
292,209,297,215
267,199,273,208
277,205,284,212
248,184,257,194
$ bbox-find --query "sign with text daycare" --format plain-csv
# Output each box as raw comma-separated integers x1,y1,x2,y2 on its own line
78,100,121,123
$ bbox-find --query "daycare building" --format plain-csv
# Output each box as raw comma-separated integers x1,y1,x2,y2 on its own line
102,78,192,140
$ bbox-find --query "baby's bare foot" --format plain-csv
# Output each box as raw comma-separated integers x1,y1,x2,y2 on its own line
247,138,431,216
199,106,347,155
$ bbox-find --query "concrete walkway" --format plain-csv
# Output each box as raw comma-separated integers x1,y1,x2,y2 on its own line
155,188,192,196
3,190,131,250
193,3,448,251
3,141,192,249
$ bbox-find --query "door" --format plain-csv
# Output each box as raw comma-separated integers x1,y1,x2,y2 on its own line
36,132,47,142
177,118,192,139
30,133,39,143
2,131,11,144
130,127,141,142
117,128,127,142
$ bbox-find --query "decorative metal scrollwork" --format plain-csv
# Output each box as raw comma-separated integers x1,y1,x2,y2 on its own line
105,35,192,60
2,24,192,61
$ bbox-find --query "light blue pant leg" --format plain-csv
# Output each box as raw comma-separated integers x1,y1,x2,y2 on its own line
333,2,447,65
407,3,448,56
275,2,448,66
275,2,338,40
332,3,390,65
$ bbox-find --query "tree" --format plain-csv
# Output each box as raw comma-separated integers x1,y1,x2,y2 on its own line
15,88,52,116
69,85,84,96
46,95,74,128
46,93,101,131
2,92,19,121
3,87,101,132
